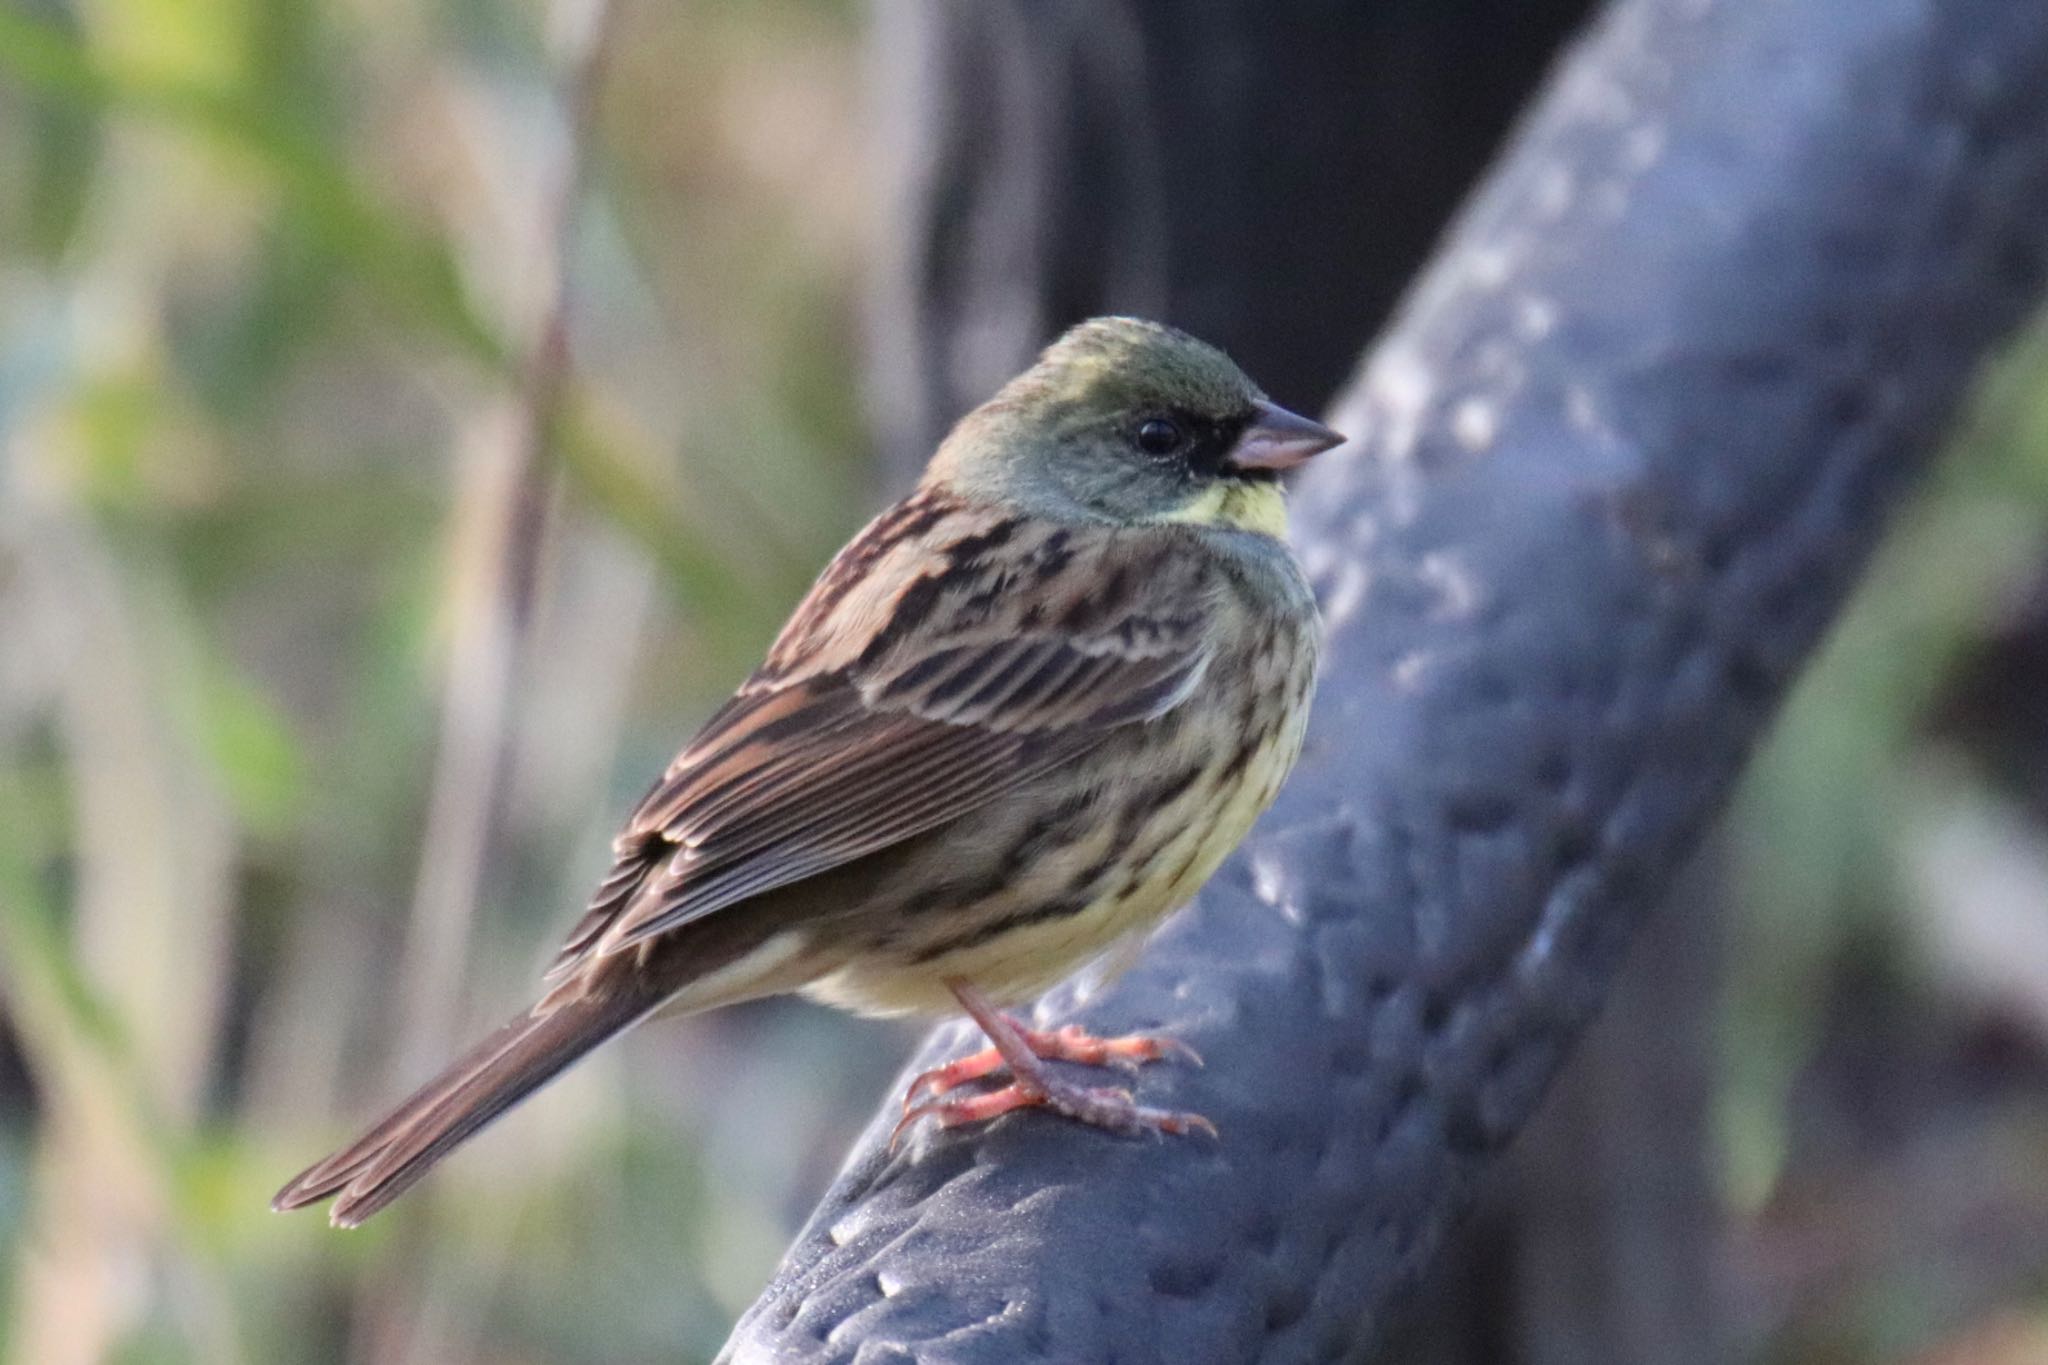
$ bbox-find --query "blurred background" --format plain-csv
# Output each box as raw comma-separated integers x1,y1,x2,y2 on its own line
1,1,2047,1362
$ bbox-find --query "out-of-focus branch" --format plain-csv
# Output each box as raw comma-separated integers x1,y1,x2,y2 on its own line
0,516,244,1365
389,0,621,1077
364,10,624,1363
726,0,2048,1359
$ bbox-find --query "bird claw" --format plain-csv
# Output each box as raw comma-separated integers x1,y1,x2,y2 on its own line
891,1079,1043,1151
1044,1023,1204,1071
898,1019,1201,1114
890,1077,1217,1151
902,1050,1007,1110
892,1017,1214,1149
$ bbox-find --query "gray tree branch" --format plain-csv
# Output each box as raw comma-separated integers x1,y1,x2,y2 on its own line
726,0,2048,1359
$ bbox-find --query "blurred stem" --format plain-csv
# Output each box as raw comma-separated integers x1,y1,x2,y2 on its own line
371,5,623,1363
0,520,244,1365
386,417,553,1076
389,0,621,1078
0,859,242,1365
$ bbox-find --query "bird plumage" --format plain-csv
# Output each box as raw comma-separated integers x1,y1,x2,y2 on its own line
274,316,1339,1226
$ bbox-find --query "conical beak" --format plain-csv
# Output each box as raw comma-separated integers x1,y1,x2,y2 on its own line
1225,399,1347,473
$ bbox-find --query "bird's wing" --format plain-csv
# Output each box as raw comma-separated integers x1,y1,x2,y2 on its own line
546,490,1217,978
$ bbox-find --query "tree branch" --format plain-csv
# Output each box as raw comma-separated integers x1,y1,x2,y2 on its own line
727,0,2048,1358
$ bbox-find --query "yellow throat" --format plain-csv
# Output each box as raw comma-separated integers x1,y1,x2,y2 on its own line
1156,479,1290,539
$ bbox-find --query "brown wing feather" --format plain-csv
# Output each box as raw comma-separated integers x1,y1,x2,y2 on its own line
546,490,1217,980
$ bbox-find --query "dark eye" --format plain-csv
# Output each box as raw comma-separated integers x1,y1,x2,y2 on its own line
1135,417,1185,456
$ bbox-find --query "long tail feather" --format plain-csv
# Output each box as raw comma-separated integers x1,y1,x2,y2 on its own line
272,991,652,1227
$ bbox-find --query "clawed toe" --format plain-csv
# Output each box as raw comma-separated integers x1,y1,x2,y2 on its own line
891,1078,1045,1151
890,1075,1217,1149
1040,1023,1204,1071
901,1046,1008,1110
898,1020,1202,1112
892,986,1215,1149
1042,1083,1217,1139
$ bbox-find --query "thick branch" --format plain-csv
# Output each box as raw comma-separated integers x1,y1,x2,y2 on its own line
726,0,2048,1360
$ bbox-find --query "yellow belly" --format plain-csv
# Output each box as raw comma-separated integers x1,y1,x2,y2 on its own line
804,699,1309,1016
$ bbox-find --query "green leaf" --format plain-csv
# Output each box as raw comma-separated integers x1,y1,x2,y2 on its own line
0,8,509,370
194,661,305,835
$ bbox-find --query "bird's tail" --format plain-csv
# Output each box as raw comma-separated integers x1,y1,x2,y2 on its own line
272,990,653,1228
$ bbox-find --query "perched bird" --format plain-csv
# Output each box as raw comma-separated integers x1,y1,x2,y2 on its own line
274,316,1341,1227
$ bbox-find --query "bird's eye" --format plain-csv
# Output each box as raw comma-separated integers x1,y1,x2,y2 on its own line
1135,417,1185,456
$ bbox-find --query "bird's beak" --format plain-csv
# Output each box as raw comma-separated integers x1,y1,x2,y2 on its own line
1225,399,1347,473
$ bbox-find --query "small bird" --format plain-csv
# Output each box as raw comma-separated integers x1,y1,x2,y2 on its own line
274,316,1340,1226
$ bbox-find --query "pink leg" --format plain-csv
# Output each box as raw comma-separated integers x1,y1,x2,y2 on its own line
891,981,1215,1149
901,1023,1202,1108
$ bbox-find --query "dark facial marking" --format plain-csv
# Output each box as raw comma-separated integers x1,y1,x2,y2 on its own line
1128,407,1258,481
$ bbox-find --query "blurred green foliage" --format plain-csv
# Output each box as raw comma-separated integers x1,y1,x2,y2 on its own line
1724,322,2048,1361
0,0,885,1360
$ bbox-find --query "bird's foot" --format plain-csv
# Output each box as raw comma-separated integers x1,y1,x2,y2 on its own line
891,989,1211,1150
901,1021,1200,1109
891,1072,1215,1149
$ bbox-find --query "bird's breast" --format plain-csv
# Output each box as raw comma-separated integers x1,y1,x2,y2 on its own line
805,599,1318,1016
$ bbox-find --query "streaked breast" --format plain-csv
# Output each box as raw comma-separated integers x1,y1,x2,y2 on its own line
806,605,1317,1016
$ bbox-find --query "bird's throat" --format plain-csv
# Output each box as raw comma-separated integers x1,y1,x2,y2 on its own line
1156,479,1289,539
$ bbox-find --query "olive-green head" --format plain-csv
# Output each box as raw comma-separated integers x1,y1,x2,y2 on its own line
926,316,1344,532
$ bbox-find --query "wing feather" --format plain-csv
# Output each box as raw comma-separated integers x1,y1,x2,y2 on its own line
546,492,1218,979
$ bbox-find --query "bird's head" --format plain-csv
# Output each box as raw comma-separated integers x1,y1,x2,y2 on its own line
926,317,1345,536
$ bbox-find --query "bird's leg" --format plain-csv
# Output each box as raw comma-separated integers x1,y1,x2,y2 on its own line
902,1023,1202,1105
891,981,1214,1148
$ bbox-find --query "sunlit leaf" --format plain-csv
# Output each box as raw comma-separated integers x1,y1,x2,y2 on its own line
0,9,508,370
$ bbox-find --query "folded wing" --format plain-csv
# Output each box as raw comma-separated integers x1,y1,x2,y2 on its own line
546,493,1216,982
